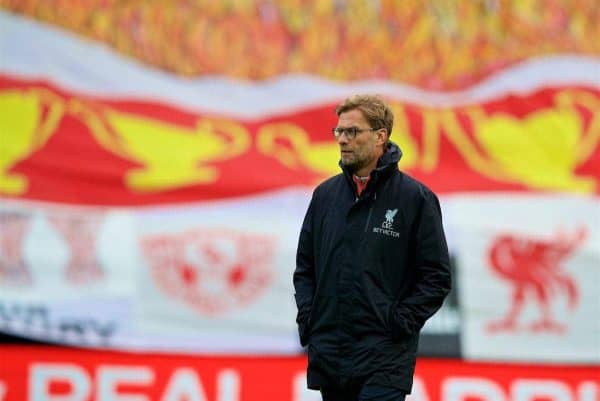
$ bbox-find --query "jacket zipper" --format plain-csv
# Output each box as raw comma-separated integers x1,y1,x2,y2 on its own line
364,193,376,232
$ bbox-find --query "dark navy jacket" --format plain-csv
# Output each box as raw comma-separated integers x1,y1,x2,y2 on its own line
293,141,451,393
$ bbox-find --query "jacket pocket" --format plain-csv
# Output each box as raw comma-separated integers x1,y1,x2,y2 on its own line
386,301,410,343
360,274,394,337
307,343,337,381
308,295,336,337
296,301,311,346
299,319,310,347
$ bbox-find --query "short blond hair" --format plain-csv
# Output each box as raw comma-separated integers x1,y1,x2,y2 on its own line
335,94,394,138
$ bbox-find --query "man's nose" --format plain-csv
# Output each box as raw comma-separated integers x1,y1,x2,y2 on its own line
337,134,349,145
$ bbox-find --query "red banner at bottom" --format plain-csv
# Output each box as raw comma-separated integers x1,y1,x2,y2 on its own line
0,346,597,401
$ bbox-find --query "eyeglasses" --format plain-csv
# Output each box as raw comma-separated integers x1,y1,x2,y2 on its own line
332,126,379,139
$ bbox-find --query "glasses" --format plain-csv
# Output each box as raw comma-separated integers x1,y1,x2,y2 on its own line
332,126,379,139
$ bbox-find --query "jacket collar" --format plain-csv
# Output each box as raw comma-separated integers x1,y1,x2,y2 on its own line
340,141,403,197
374,141,402,176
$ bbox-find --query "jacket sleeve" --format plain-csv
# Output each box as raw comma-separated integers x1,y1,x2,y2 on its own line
389,188,452,340
293,192,317,346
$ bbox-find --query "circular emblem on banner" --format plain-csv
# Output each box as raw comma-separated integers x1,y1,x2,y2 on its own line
142,228,275,315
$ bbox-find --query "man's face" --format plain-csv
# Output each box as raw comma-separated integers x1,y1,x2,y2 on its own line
336,109,383,174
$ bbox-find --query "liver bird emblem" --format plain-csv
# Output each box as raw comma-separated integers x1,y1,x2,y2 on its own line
486,228,586,334
385,209,398,224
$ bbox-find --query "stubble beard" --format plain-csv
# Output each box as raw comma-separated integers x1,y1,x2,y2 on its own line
340,151,372,174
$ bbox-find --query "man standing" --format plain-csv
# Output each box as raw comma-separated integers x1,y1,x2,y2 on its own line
293,95,451,400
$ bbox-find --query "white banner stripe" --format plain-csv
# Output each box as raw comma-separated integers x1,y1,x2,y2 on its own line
1,11,600,119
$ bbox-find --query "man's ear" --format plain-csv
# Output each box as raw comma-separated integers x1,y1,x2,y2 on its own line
376,129,388,146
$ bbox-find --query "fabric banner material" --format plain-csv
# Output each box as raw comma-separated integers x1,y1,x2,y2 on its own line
1,75,599,204
0,8,599,362
0,346,598,401
0,193,460,355
449,195,600,363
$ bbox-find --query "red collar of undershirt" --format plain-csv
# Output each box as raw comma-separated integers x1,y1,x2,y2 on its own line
352,174,371,196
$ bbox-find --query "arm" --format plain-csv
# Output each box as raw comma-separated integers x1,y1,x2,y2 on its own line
293,194,317,347
389,189,452,340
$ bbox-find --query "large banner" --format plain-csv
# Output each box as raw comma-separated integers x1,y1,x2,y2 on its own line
1,3,599,362
0,347,598,401
447,195,600,363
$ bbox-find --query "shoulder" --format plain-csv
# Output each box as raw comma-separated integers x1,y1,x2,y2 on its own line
313,173,345,198
385,172,444,225
387,172,442,217
393,171,437,200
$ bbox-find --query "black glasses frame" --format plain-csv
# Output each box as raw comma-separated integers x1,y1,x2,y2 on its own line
332,126,379,139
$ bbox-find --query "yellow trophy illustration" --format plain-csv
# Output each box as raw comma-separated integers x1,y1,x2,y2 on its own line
463,90,599,193
257,109,419,178
0,89,64,195
257,123,340,177
434,90,599,193
69,100,251,193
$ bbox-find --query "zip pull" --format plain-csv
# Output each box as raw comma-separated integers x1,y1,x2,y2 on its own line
363,191,378,231
364,204,374,232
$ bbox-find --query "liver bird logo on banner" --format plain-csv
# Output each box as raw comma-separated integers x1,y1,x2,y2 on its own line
486,228,587,334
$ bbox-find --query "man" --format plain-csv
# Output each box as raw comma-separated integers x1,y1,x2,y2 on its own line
293,95,451,400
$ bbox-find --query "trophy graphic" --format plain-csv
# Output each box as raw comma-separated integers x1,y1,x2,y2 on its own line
437,90,599,193
257,123,340,177
69,100,251,192
0,89,64,195
257,109,420,177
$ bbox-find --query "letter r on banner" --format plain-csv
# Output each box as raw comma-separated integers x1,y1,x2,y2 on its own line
30,363,91,401
444,378,505,401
